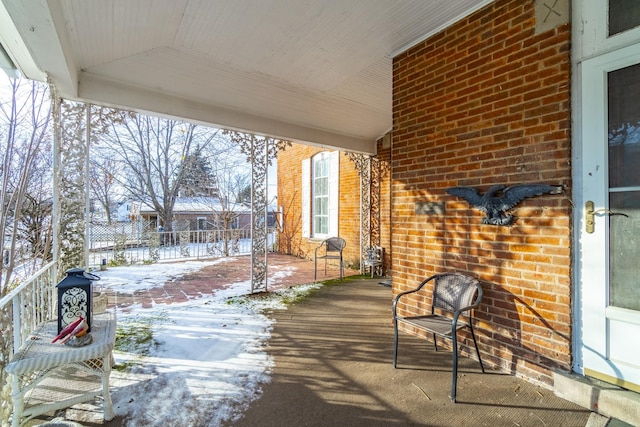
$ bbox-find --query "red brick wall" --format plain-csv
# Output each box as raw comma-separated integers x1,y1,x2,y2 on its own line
392,0,572,386
276,144,363,268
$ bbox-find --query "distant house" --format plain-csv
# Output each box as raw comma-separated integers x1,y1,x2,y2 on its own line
136,197,251,231
116,200,137,222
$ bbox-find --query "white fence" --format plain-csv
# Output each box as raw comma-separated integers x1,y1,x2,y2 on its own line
88,227,277,267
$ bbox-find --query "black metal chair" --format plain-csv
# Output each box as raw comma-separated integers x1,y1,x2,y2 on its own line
314,237,346,280
393,272,484,402
362,246,384,278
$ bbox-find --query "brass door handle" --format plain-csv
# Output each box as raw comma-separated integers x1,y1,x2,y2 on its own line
585,201,629,233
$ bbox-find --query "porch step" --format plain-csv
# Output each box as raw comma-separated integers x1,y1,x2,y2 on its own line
554,371,640,426
586,412,635,427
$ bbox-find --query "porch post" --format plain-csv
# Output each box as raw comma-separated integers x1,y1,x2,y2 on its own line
346,153,372,273
56,100,90,274
250,134,268,293
49,79,61,275
84,105,92,267
347,152,386,275
226,131,290,293
370,157,382,249
360,157,372,274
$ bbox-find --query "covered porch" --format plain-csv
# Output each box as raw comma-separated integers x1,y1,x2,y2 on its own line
0,0,433,293
32,256,590,427
3,1,640,426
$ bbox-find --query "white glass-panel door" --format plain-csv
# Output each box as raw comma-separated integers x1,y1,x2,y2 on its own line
581,42,640,391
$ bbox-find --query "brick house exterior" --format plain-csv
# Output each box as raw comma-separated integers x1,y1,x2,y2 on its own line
278,0,572,388
391,0,571,387
276,144,362,268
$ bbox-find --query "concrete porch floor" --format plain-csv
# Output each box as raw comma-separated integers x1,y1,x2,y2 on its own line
223,276,592,427
28,255,629,426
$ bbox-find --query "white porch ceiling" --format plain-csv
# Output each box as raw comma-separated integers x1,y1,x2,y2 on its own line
0,0,492,154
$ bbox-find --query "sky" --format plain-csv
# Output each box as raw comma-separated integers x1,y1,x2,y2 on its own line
92,260,321,427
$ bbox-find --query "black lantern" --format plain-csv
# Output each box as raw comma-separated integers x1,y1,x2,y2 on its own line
56,268,99,334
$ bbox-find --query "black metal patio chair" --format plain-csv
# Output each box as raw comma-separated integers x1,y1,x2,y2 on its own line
314,237,346,280
392,272,484,402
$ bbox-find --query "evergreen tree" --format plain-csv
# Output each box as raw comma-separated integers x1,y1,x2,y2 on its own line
236,184,251,204
181,145,217,197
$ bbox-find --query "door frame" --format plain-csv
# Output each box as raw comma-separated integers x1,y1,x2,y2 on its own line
572,1,640,391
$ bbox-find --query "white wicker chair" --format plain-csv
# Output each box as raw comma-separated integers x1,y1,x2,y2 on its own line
362,246,384,278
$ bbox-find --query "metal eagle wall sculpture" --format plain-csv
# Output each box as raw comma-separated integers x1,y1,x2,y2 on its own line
445,184,563,226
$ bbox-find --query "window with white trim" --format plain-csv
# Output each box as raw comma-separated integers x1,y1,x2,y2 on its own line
302,151,339,238
197,217,207,230
313,152,330,235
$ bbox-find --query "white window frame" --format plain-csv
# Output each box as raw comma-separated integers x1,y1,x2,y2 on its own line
313,152,330,237
197,217,207,230
575,1,640,61
302,151,339,239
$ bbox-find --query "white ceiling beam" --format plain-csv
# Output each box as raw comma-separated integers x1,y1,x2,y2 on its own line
0,0,77,96
0,1,41,79
78,72,377,155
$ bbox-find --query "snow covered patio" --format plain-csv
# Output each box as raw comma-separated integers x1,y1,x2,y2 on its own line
100,254,354,311
22,254,354,426
22,254,594,427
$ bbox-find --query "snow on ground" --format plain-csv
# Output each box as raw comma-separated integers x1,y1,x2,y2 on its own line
95,261,321,427
95,258,233,294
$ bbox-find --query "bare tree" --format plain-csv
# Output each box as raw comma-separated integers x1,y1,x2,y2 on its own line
104,114,220,235
275,189,303,256
89,152,119,224
18,162,53,261
0,76,52,296
176,135,250,255
213,163,251,251
204,139,251,227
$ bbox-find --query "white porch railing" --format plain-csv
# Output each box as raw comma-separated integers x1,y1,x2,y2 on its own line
0,228,279,424
0,261,57,425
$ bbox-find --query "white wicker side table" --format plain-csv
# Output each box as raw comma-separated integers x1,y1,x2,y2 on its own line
6,312,117,427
